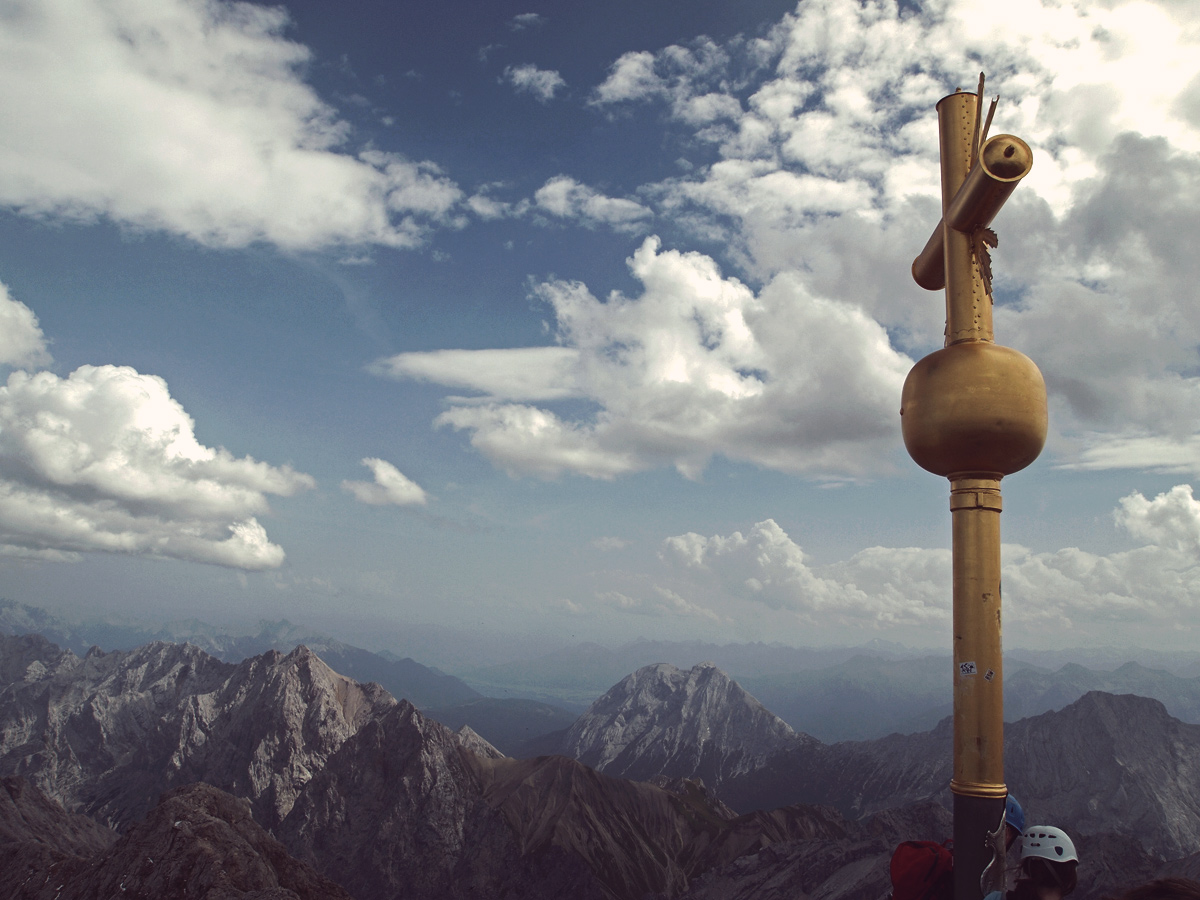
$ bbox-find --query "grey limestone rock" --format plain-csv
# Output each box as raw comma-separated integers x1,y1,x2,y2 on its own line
0,634,396,830
560,662,812,793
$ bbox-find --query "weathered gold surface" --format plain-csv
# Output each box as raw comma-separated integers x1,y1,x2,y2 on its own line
902,81,1046,900
947,135,1033,233
900,342,1047,478
911,134,1032,292
912,225,945,291
950,476,1005,792
939,92,990,344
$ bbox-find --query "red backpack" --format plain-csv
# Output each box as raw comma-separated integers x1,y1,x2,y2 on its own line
890,840,954,900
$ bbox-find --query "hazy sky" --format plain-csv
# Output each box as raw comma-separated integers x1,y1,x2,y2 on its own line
1,0,1199,652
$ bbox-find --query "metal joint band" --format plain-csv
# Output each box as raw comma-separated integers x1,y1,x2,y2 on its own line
949,492,1003,512
950,779,1008,799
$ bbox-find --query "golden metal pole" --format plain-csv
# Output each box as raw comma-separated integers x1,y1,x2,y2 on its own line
901,79,1047,900
949,476,1006,794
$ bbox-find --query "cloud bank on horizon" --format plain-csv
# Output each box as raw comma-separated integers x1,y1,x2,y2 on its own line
632,483,1200,631
0,0,1199,643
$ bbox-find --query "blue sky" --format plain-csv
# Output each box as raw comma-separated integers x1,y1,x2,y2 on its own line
1,0,1199,653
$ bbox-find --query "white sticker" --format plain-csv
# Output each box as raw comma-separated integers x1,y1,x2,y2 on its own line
984,668,996,682
959,661,978,676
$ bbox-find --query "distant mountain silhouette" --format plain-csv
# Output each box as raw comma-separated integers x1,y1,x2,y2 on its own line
9,598,1200,741
425,697,577,755
740,655,1200,741
739,653,958,740
459,639,934,706
0,599,480,709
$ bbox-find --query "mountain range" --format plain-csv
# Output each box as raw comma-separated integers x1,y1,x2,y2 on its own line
2,631,1199,899
740,654,1200,742
7,598,1200,743
523,661,1200,860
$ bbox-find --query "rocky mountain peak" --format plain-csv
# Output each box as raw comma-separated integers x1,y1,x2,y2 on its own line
0,632,79,684
455,724,505,759
559,662,807,794
0,635,396,831
1008,691,1200,858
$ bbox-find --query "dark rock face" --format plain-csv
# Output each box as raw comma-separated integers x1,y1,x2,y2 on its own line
716,711,953,814
1071,830,1167,900
1,780,351,900
279,700,729,900
280,701,534,900
680,800,954,900
467,752,860,900
719,691,1200,862
1006,692,1200,860
280,693,859,900
167,645,398,830
1161,853,1200,881
0,775,117,900
474,753,707,899
0,775,115,854
560,663,810,792
0,634,396,830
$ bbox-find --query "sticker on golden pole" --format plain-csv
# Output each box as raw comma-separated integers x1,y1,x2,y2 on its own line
900,74,1047,900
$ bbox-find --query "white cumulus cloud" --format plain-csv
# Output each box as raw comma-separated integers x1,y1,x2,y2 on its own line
503,64,566,102
390,236,909,480
341,458,428,507
0,0,466,250
386,0,1200,485
1115,484,1200,555
0,364,313,569
591,40,731,116
592,51,665,105
0,282,51,368
534,176,652,232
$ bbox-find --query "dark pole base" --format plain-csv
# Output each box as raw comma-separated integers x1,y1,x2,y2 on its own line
954,792,1007,900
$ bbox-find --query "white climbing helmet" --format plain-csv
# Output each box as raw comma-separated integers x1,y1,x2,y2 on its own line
1021,826,1078,863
